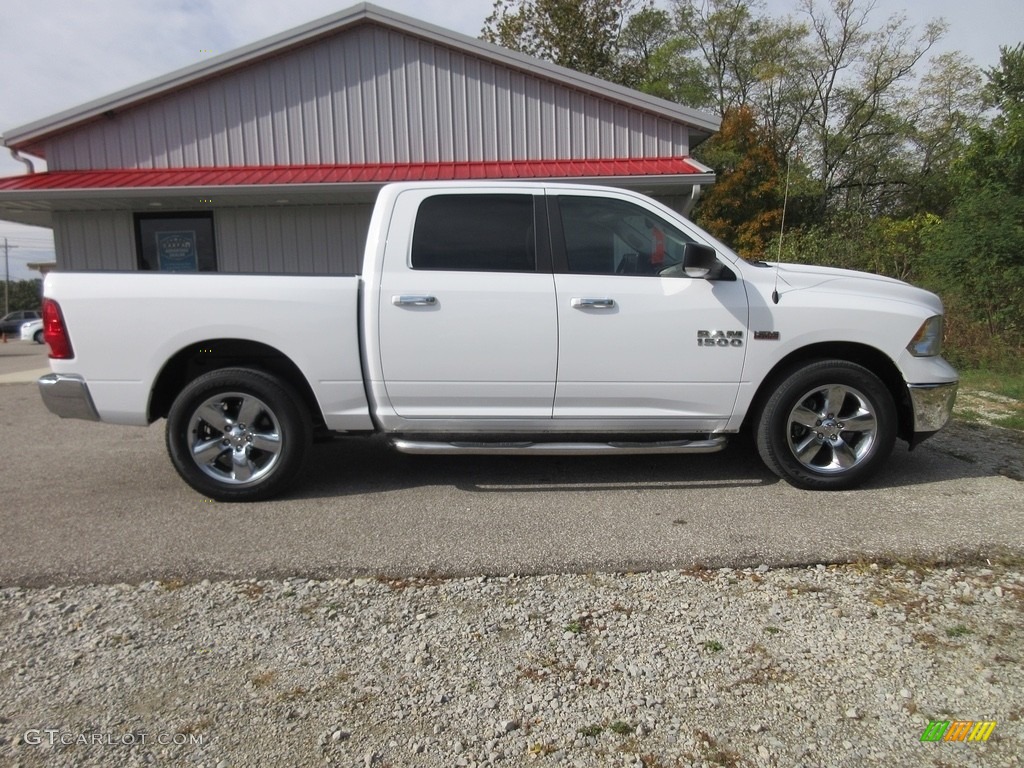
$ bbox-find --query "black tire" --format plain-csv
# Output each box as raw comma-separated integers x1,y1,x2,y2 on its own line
166,367,311,502
755,360,896,490
33,329,44,344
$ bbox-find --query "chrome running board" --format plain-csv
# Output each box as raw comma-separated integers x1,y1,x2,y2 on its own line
390,436,728,456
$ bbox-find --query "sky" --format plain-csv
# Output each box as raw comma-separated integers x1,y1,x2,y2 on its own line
1,0,1021,281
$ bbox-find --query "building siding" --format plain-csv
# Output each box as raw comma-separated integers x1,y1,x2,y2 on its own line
54,211,136,271
53,205,371,274
44,26,691,172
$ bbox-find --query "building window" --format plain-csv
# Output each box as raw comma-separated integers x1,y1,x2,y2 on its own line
135,213,217,272
411,194,536,272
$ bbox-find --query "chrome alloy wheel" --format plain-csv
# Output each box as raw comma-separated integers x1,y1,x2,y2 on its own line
186,392,283,485
785,384,879,474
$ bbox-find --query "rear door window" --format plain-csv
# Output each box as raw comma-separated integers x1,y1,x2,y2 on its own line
411,195,536,272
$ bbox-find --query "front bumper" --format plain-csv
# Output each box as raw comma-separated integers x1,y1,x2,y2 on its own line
907,380,958,445
38,374,100,421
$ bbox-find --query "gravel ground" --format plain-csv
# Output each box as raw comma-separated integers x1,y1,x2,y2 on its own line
2,562,1021,768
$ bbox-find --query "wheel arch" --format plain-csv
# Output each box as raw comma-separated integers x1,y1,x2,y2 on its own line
744,342,913,442
148,339,325,431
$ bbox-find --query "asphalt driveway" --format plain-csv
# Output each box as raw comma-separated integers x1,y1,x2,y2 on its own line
1,350,1021,586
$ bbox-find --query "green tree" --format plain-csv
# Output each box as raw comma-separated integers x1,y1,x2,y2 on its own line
618,6,711,106
794,0,945,217
962,43,1024,194
692,106,785,257
4,279,43,313
482,0,641,79
671,0,807,121
921,45,1024,365
903,52,985,215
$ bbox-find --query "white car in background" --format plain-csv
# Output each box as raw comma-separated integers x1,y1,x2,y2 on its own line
20,319,45,344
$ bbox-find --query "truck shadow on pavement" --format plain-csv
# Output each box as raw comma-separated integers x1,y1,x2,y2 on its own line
293,421,1021,501
296,435,775,500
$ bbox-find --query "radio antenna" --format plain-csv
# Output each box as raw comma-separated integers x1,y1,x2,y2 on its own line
772,154,792,305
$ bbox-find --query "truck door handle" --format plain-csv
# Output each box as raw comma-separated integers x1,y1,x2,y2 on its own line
571,297,616,309
392,295,437,306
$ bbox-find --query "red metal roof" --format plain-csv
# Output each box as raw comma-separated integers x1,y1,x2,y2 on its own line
0,157,709,192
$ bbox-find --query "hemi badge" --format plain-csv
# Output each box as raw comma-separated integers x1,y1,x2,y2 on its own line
754,331,780,341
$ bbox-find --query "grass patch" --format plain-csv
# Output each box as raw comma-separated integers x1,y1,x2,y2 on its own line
994,413,1024,431
945,624,972,638
955,407,985,424
955,369,1024,431
578,724,603,738
959,369,1024,400
703,640,724,652
609,721,633,735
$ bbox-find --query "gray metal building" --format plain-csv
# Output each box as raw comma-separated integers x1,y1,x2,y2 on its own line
0,2,719,275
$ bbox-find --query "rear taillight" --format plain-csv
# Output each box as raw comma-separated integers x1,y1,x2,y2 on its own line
42,299,74,359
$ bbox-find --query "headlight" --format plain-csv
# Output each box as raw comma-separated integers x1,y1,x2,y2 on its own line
907,315,943,357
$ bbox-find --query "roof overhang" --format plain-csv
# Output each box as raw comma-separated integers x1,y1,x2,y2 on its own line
0,158,715,226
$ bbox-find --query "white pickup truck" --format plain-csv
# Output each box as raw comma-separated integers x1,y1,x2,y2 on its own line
37,181,957,501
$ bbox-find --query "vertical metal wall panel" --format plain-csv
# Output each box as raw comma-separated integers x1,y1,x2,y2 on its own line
448,50,465,160
327,41,349,164
179,95,199,166
213,205,371,274
285,52,307,165
375,30,397,163
314,44,335,164
344,37,365,164
194,89,213,165
386,33,407,163
53,205,372,273
209,83,230,165
131,111,153,168
467,56,483,160
419,42,440,162
497,68,512,159
42,24,695,171
148,105,167,167
163,100,182,167
214,211,236,271
53,213,75,270
402,37,422,162
361,30,381,163
118,117,136,168
53,211,135,271
52,215,68,270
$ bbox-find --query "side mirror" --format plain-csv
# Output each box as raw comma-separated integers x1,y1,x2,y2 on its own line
682,242,718,278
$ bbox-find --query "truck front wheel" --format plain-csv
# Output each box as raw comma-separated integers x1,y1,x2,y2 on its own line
166,368,311,502
756,360,896,490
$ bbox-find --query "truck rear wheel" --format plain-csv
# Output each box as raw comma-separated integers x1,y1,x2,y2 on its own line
166,368,311,502
756,360,896,490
